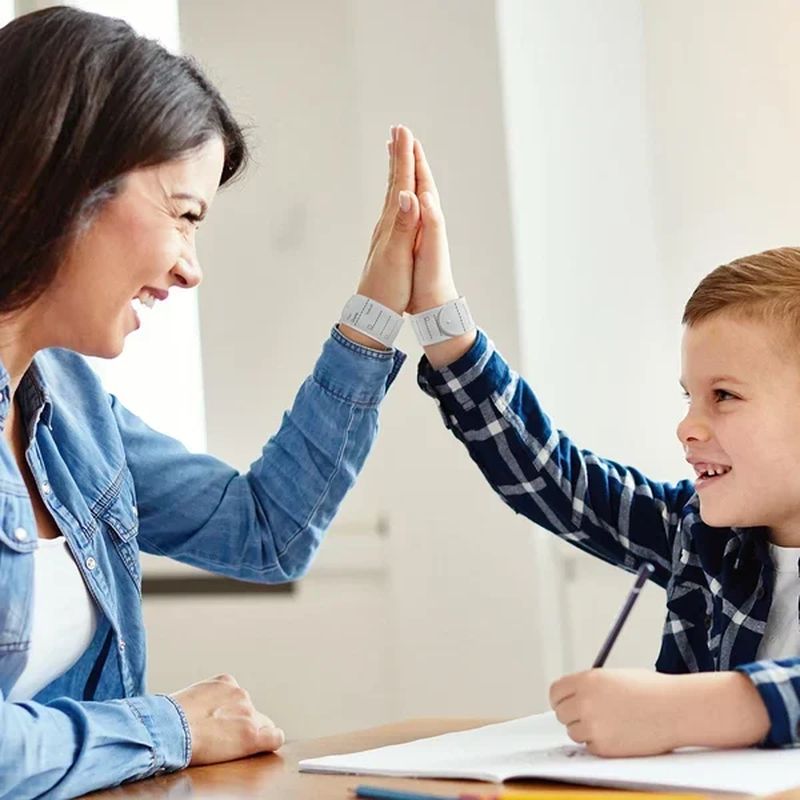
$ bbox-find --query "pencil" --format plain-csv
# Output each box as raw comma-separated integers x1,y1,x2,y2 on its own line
592,561,655,668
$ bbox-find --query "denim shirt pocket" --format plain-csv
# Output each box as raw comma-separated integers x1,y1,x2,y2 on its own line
98,469,141,593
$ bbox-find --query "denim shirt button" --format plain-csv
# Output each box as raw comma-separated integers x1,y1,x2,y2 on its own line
86,556,97,570
118,639,126,652
13,527,28,541
41,481,51,495
131,505,138,517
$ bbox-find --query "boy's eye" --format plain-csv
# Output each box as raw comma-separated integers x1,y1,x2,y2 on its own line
681,389,736,403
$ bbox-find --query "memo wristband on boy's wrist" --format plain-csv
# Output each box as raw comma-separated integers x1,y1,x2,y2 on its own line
410,297,476,346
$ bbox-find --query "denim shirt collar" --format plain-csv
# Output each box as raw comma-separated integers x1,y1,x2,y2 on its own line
0,356,54,436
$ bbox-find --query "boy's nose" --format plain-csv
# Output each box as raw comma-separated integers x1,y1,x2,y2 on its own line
676,412,711,445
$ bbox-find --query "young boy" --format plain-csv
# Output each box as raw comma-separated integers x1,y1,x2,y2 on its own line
405,138,798,756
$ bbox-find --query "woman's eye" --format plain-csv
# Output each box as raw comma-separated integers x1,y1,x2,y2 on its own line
681,391,690,403
182,211,202,225
714,389,734,402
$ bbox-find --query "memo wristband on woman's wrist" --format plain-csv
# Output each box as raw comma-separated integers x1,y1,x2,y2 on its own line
339,294,404,348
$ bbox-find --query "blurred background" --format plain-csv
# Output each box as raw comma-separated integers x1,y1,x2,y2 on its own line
4,0,800,739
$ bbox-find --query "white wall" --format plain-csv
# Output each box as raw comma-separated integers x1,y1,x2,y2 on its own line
642,0,800,311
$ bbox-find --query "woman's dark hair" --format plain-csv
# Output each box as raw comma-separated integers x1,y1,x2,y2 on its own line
0,6,248,313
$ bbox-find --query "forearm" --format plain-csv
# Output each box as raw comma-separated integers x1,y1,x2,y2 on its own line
126,328,404,581
669,672,770,750
418,330,691,580
423,330,477,369
0,694,188,799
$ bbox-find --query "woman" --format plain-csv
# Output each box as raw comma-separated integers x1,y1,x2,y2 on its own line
0,6,421,798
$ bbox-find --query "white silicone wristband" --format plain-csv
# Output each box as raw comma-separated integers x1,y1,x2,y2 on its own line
339,294,403,348
410,297,475,346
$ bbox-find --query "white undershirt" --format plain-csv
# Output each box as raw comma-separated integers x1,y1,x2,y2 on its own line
7,536,98,702
756,542,800,661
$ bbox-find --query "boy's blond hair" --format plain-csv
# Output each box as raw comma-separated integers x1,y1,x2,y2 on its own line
683,247,800,338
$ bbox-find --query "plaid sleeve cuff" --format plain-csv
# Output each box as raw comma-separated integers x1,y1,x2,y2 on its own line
736,659,800,747
417,330,512,415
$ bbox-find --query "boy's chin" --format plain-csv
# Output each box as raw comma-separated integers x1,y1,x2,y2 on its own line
698,500,755,530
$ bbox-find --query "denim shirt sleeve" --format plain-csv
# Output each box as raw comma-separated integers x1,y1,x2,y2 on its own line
736,658,800,747
0,692,187,799
417,329,695,588
115,328,404,581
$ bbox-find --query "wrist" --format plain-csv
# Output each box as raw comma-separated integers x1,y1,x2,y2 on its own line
339,295,402,350
355,283,408,316
409,287,460,315
337,324,391,352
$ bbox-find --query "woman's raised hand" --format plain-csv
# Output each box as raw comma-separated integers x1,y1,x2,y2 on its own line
341,125,420,349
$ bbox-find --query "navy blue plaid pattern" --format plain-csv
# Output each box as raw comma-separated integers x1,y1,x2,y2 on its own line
418,330,800,748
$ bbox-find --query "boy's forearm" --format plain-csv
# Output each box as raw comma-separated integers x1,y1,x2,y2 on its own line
675,672,770,749
423,331,477,369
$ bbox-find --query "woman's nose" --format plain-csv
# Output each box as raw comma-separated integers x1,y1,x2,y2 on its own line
171,256,202,289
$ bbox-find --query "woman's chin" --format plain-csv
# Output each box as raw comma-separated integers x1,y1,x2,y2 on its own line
74,329,128,359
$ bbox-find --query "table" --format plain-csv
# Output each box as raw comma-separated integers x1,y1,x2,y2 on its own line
81,718,798,799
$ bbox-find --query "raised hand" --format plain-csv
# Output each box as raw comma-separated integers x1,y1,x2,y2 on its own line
170,673,284,766
407,139,458,314
341,125,420,349
410,138,476,367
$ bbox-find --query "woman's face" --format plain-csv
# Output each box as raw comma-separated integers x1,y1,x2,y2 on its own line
36,137,225,358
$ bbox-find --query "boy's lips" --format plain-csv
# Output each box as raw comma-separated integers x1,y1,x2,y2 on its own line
695,469,732,489
686,457,733,489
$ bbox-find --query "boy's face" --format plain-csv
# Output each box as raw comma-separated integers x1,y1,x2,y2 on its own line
678,314,800,543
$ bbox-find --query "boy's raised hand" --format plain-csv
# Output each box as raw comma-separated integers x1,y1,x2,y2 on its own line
409,138,476,368
407,140,458,314
549,668,771,757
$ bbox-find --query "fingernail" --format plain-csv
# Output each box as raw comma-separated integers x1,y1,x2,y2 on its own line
398,191,411,212
421,191,434,210
277,728,285,746
391,125,397,141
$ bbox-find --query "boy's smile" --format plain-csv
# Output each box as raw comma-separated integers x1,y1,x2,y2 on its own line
678,314,800,545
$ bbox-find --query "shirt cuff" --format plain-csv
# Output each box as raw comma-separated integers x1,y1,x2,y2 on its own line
124,694,191,775
735,659,800,747
416,329,510,412
312,326,405,407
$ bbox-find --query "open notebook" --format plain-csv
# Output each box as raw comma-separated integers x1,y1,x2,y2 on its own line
299,711,800,794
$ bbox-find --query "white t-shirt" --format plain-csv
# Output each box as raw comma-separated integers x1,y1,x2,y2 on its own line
7,536,98,702
756,542,800,661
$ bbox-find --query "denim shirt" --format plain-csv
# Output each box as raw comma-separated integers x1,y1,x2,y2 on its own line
0,327,404,799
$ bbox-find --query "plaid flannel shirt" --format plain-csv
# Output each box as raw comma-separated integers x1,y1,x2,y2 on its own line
418,330,800,748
